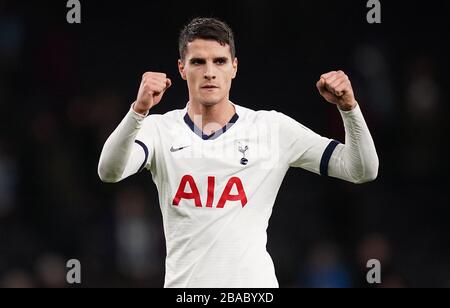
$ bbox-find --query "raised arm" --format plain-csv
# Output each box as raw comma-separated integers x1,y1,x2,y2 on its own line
316,70,378,183
98,72,171,183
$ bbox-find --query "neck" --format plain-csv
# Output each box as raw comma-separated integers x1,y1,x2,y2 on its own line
188,99,236,134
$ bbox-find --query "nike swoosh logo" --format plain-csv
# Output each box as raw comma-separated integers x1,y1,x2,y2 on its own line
170,145,190,152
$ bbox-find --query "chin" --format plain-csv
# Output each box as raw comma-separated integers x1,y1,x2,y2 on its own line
198,96,222,107
200,101,220,107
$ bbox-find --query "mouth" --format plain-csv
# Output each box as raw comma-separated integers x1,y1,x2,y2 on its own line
201,84,219,89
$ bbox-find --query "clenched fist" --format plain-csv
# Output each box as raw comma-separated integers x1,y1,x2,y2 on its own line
133,72,172,115
316,70,357,111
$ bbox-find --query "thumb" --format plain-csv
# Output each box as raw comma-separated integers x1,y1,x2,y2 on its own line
165,78,172,90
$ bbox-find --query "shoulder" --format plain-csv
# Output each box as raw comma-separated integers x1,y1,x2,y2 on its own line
237,104,305,128
236,104,313,134
235,104,280,123
143,106,185,125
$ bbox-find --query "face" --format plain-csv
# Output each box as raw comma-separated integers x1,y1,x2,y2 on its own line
178,39,238,107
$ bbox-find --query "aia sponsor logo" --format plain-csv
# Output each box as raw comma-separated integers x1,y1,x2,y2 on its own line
172,175,248,208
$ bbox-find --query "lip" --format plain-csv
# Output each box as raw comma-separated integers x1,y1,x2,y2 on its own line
201,84,219,89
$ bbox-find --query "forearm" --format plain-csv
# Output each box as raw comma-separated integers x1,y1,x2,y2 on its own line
328,104,379,184
98,106,146,183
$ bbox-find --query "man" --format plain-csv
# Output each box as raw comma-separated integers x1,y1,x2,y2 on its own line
98,17,378,288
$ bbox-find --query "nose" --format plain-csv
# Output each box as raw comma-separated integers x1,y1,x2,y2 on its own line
204,63,216,80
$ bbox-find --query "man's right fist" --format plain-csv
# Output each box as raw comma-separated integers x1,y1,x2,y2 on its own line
134,72,172,115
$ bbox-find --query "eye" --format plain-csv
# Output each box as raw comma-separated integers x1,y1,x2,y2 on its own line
215,58,227,65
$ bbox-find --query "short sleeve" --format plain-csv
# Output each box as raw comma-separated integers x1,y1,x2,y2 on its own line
133,115,158,172
276,112,340,175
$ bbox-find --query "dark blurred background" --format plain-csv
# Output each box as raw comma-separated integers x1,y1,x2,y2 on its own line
0,0,449,287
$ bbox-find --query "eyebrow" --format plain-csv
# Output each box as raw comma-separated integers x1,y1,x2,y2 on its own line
189,58,205,63
214,57,228,62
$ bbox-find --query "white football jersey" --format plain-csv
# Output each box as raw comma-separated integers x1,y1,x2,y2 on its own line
133,103,337,288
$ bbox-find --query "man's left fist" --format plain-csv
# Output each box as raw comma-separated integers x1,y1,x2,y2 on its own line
316,70,357,111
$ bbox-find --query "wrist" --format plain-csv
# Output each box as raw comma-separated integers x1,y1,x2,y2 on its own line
132,102,150,116
338,100,358,112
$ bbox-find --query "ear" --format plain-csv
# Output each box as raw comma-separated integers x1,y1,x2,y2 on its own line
178,59,187,80
232,57,238,79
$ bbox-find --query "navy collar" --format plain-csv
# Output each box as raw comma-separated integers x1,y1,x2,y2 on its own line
184,112,239,140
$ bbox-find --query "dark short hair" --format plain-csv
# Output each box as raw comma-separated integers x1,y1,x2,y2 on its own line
179,17,236,60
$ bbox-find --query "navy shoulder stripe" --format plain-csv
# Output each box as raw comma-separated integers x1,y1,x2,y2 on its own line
320,140,340,176
135,140,149,173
